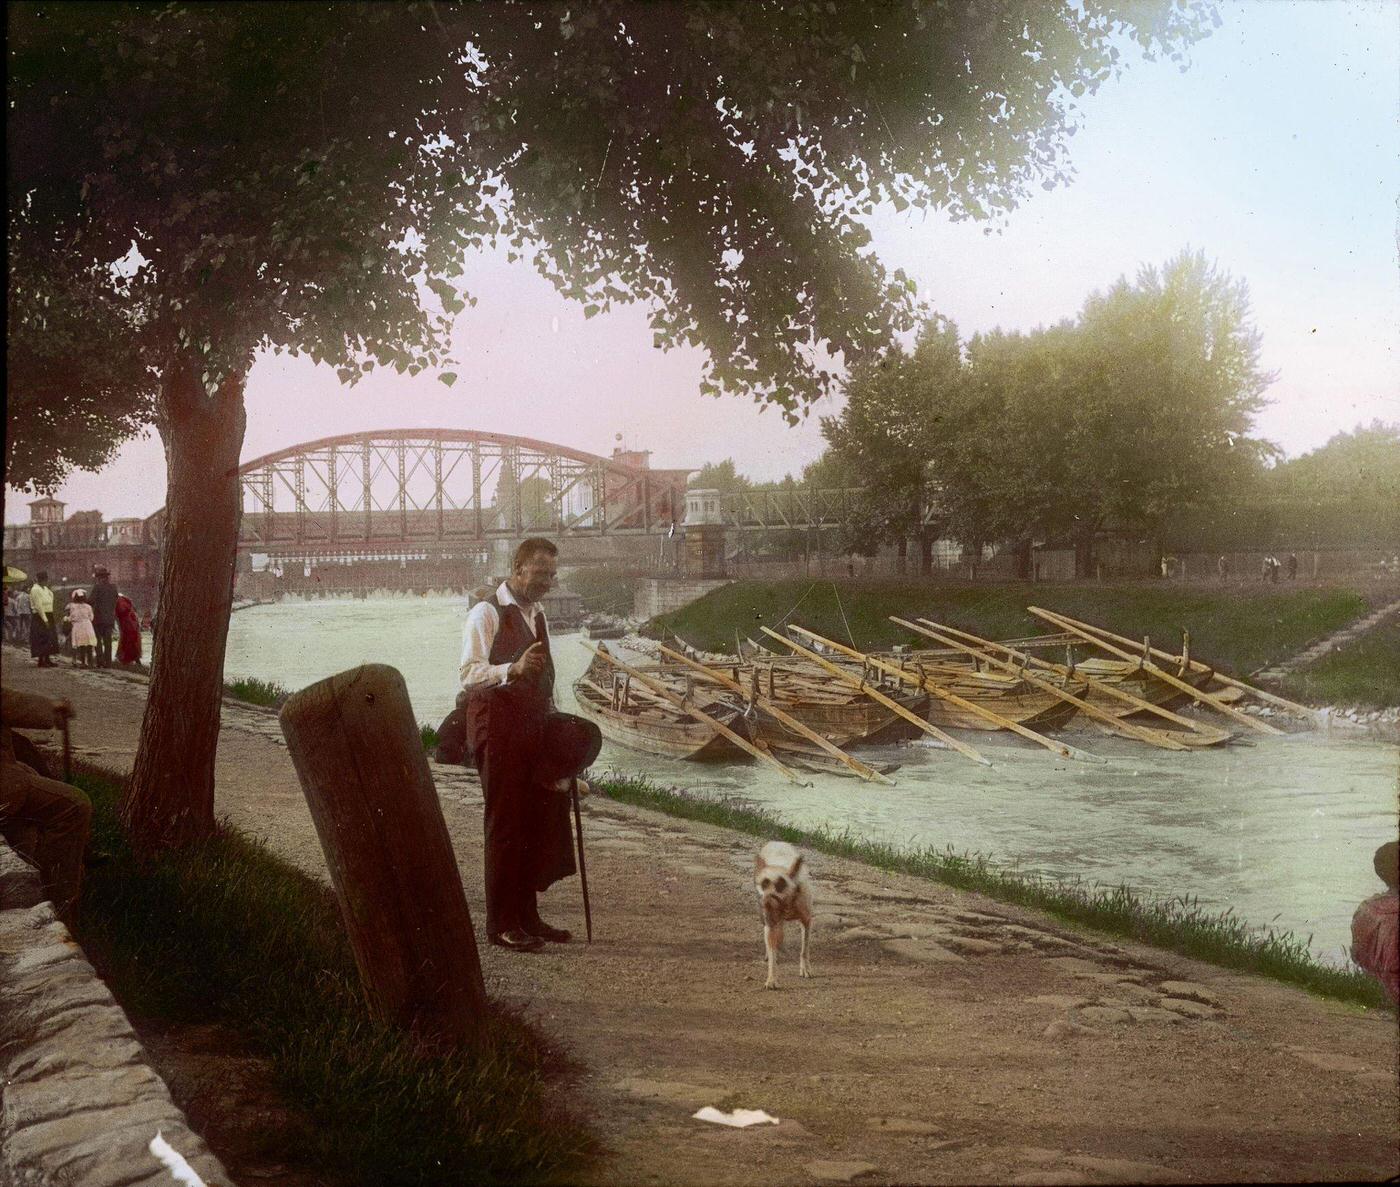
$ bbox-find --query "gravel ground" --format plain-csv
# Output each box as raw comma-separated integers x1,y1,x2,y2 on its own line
4,648,1397,1186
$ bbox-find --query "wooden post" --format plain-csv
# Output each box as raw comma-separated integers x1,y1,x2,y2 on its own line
279,664,487,1046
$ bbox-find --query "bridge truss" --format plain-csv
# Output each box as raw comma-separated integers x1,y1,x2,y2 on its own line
236,429,687,554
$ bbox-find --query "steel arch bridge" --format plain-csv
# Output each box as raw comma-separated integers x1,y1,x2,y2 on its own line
232,429,691,556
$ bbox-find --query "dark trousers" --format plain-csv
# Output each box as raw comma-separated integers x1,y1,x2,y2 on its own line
465,690,577,936
94,623,114,666
1,762,93,922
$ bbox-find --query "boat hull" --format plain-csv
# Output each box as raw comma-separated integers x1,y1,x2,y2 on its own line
572,676,752,762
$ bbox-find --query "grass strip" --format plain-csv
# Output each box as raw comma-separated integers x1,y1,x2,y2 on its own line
595,771,1391,1012
73,764,597,1187
223,675,292,708
646,580,1386,681
1277,617,1400,710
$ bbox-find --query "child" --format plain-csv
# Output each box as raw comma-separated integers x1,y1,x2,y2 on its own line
65,589,97,668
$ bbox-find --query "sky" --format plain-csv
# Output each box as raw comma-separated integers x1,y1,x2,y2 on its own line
8,0,1398,521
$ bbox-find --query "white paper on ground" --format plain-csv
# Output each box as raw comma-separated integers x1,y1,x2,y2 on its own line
693,1106,780,1128
150,1131,208,1186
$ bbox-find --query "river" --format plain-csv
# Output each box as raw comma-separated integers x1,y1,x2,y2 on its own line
224,594,1398,967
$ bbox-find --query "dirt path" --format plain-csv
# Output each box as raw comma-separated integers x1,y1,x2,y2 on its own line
4,650,1396,1186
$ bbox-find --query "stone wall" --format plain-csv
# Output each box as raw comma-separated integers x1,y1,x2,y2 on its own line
632,577,733,621
0,839,231,1187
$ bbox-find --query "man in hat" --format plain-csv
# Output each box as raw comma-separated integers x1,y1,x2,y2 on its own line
88,566,118,668
458,537,600,952
1351,840,1398,1004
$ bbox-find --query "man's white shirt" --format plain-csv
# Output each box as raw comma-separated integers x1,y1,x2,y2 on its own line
459,581,547,691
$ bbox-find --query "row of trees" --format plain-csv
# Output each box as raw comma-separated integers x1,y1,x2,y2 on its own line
816,250,1276,576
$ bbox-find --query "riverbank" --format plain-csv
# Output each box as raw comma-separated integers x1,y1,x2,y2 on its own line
2,657,1395,1184
643,579,1400,703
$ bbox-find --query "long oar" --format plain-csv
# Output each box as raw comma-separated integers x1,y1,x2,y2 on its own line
891,617,1192,752
1030,607,1317,722
916,618,1233,746
583,644,809,786
759,626,991,767
1027,607,1283,737
787,625,1103,765
657,643,895,785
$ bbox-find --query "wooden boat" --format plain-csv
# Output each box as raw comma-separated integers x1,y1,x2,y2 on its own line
572,649,755,761
916,668,1086,732
719,659,930,748
1074,657,1243,717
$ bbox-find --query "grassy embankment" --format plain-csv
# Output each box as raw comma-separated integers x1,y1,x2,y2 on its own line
646,579,1398,700
596,772,1391,1011
73,764,596,1187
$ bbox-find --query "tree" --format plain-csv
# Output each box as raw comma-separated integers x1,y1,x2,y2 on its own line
688,460,753,495
8,2,1214,850
822,317,963,572
1055,250,1274,572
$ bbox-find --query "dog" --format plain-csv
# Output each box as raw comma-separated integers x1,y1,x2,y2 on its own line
754,841,813,989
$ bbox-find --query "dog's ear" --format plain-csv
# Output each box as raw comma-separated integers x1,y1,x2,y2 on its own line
754,853,766,875
788,854,804,877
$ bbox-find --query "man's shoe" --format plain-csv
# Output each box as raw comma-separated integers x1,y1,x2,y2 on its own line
527,922,572,944
488,929,544,953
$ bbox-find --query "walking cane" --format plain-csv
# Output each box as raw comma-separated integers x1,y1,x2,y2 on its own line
570,778,593,943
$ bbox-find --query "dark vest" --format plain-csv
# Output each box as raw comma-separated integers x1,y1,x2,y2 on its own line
484,592,554,701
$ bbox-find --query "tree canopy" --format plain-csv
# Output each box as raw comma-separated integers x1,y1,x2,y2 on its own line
824,251,1274,574
8,0,1218,486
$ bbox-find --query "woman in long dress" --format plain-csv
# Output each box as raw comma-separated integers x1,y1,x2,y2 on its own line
115,594,142,666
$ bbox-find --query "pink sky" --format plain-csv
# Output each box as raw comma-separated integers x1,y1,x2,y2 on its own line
7,1,1397,522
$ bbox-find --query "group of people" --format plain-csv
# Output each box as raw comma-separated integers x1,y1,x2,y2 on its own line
4,566,143,669
1211,553,1300,582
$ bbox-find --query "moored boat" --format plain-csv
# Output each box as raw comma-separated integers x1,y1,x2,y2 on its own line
572,648,754,761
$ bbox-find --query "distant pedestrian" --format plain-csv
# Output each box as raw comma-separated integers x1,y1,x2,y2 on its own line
114,593,142,666
13,588,32,648
1351,841,1399,1004
1217,555,1229,581
1286,552,1298,581
27,572,59,667
88,565,118,667
3,588,15,643
65,590,97,668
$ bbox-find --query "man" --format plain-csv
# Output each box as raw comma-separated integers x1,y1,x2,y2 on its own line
28,571,59,667
1351,840,1398,1004
1286,552,1299,581
1,687,91,923
13,586,32,648
88,565,118,667
458,538,600,953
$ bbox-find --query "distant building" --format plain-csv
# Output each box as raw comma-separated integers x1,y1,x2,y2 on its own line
2,499,160,612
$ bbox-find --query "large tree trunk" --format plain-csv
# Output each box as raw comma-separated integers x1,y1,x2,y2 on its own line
122,357,247,852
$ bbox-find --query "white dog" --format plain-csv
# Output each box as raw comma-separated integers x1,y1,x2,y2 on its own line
754,841,813,990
